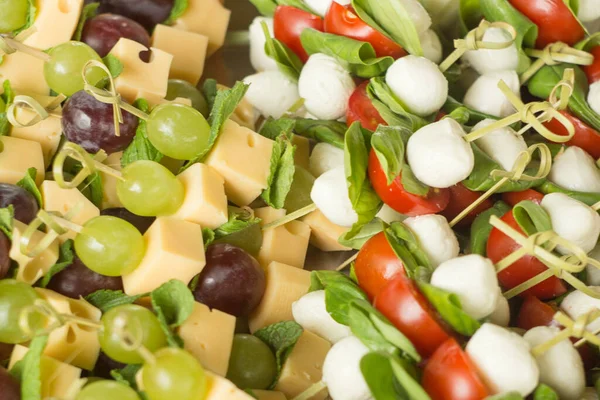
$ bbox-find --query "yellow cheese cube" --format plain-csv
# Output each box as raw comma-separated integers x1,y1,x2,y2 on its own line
0,52,50,95
0,136,44,185
302,210,351,252
177,302,235,376
253,390,288,400
205,120,274,206
122,217,206,295
108,38,173,105
41,181,100,242
100,151,124,209
249,261,310,333
35,288,101,370
171,163,228,229
275,331,330,400
292,135,310,170
9,345,82,399
10,220,60,284
255,207,310,269
205,372,255,400
23,0,83,50
172,0,231,56
152,24,209,85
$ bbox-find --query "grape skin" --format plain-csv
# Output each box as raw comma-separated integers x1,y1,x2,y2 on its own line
81,13,150,58
97,0,175,32
0,183,39,224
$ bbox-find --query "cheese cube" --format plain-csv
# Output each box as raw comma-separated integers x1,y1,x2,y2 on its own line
172,163,228,229
0,52,50,95
253,390,288,400
41,181,100,242
205,120,274,206
108,38,173,106
10,220,60,284
152,24,209,85
100,151,124,209
35,288,101,371
255,207,310,269
9,345,82,399
205,372,255,400
23,0,83,50
172,0,231,56
249,261,311,332
302,210,351,252
292,135,310,170
177,302,235,376
122,217,206,295
274,331,330,400
0,136,44,185
216,84,257,130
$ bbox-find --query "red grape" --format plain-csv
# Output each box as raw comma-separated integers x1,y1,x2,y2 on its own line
0,183,39,224
98,0,175,32
0,366,19,400
81,14,150,58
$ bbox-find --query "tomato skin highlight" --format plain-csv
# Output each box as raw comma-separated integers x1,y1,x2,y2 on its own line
516,296,558,330
273,5,324,63
543,111,600,159
584,46,600,84
422,339,490,400
501,189,545,207
346,82,387,131
324,2,406,59
440,184,493,227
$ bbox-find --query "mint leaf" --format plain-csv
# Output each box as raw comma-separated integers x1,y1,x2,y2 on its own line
110,364,142,387
102,55,124,78
16,168,42,208
214,207,262,239
85,290,148,313
72,2,99,41
259,117,295,141
201,79,218,112
0,205,14,240
202,227,215,247
254,321,303,388
262,136,296,209
121,99,163,168
38,240,74,288
150,280,195,348
0,80,15,136
164,0,189,24
10,335,48,400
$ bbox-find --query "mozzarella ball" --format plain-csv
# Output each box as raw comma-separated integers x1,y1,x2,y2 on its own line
463,27,519,74
430,254,501,319
322,336,373,400
560,287,600,333
488,294,510,327
466,323,539,396
311,166,358,227
524,326,585,400
549,146,600,193
541,193,600,254
586,242,600,285
243,70,300,119
299,54,356,121
309,142,345,177
385,55,449,117
304,0,350,16
406,118,474,188
464,70,521,118
578,0,600,22
472,119,527,171
292,290,352,343
376,204,406,224
249,17,278,72
398,0,432,34
419,29,443,64
403,214,459,268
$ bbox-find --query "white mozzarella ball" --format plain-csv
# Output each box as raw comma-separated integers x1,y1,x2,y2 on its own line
322,336,373,400
376,204,406,224
588,82,600,115
299,54,356,121
243,70,300,119
463,27,520,74
430,254,500,319
292,290,352,343
303,0,351,16
464,70,521,118
472,119,527,171
578,0,600,22
249,17,278,72
398,0,432,34
406,118,474,188
419,29,443,64
582,387,600,400
524,326,585,400
309,142,345,177
385,55,448,117
549,146,600,193
403,214,459,268
586,242,600,285
560,287,600,333
466,323,539,396
488,294,510,327
541,193,600,254
311,166,358,227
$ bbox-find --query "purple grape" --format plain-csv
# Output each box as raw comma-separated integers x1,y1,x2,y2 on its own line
98,0,175,32
93,351,126,379
81,14,150,58
0,232,10,280
0,366,19,400
101,208,155,234
0,183,39,224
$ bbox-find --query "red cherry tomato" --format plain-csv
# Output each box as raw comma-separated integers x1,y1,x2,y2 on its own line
374,275,450,358
355,232,405,300
543,111,600,159
324,2,406,59
487,210,567,300
368,150,450,216
347,82,387,131
440,184,494,227
584,46,600,84
273,5,324,63
502,189,545,207
422,339,490,400
516,296,558,330
508,0,585,48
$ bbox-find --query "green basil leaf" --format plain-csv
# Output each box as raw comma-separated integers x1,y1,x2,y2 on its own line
512,200,552,236
262,136,296,209
73,3,99,41
309,270,369,325
371,126,408,185
384,228,420,279
459,0,483,34
102,54,124,78
0,80,15,136
349,302,398,355
445,106,472,125
0,205,14,240
38,240,74,288
293,118,346,148
151,280,195,347
360,352,400,400
85,289,149,313
533,384,559,400
121,98,164,167
487,392,525,400
277,0,316,13
10,335,48,400
16,167,42,207
259,117,295,140
470,201,511,256
262,21,303,81
164,0,189,25
389,356,431,400
536,180,600,207
12,0,36,36
388,221,432,270
575,32,600,51
249,0,278,16
339,218,386,250
443,96,499,125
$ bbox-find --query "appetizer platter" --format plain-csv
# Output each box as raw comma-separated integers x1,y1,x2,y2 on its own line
3,0,600,399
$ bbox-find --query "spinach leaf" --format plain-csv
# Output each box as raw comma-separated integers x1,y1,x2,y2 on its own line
16,168,42,207
164,0,189,25
293,118,347,149
0,80,15,136
72,2,99,41
536,180,600,207
85,290,149,313
38,240,74,288
150,279,195,347
470,201,511,256
121,98,163,167
338,218,386,250
263,21,303,81
0,205,14,240
512,200,552,236
310,270,369,325
262,136,296,209
10,335,48,400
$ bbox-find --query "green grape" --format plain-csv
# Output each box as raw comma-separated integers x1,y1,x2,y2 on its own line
74,216,145,277
166,79,209,117
143,348,207,400
0,0,28,33
44,42,105,96
76,380,139,400
117,160,184,217
226,334,276,390
0,280,44,344
284,166,315,213
146,104,211,160
98,304,167,364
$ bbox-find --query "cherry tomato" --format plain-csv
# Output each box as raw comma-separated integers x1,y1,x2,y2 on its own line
543,111,600,159
502,189,544,207
374,275,450,358
422,339,490,400
508,0,585,48
516,296,558,330
368,150,450,216
487,210,567,300
346,82,387,131
355,232,405,300
584,46,600,84
324,2,406,59
273,5,324,63
440,184,494,227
